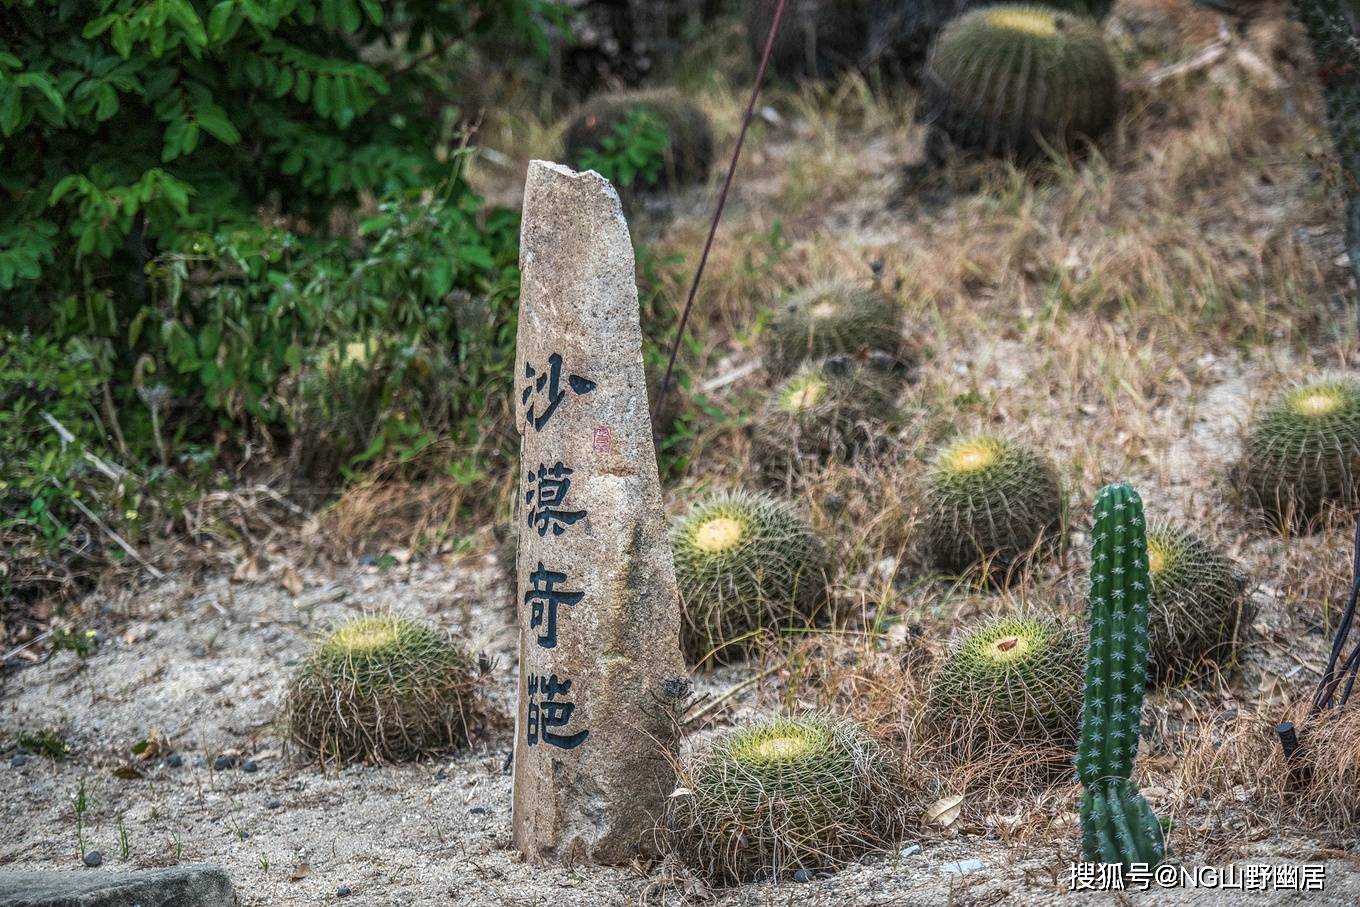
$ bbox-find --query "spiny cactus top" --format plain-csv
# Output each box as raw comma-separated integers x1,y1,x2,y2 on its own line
923,435,1064,575
921,4,1118,158
669,490,827,664
761,281,906,380
1077,482,1151,785
752,361,893,478
669,714,906,882
1240,378,1360,524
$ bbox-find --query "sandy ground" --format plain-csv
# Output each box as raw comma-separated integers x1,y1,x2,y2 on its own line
3,557,1360,906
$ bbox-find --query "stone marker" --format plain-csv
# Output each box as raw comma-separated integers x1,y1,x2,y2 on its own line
511,160,686,864
0,865,236,907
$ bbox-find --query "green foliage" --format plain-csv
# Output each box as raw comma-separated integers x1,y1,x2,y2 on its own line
922,5,1118,158
1239,379,1360,528
563,89,713,191
751,360,894,482
18,729,72,761
0,0,555,516
1077,482,1165,868
669,714,906,883
761,281,908,381
0,330,123,549
926,614,1083,755
670,490,827,665
286,613,482,765
923,435,1064,577
1145,523,1251,683
50,627,101,658
575,108,672,188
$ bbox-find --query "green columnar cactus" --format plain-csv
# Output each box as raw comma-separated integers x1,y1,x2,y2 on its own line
1077,482,1166,867
921,5,1119,158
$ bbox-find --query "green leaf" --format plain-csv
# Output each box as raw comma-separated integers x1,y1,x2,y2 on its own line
162,117,189,161
208,2,234,41
82,15,120,39
168,0,208,46
111,19,133,59
196,105,240,145
95,84,119,121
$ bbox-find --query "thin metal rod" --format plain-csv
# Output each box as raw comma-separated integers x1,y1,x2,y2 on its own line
655,0,788,413
1311,514,1360,715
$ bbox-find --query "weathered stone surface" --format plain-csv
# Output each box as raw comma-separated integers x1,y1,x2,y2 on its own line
511,160,686,864
0,865,236,907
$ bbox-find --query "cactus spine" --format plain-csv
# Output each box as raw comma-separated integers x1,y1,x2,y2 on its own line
1076,483,1165,866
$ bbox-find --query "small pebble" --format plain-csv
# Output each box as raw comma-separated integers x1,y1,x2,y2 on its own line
166,753,183,768
82,851,103,867
11,754,28,768
469,806,488,816
213,755,235,771
336,886,352,897
942,859,985,874
898,844,922,859
265,798,282,810
241,760,259,773
792,869,814,883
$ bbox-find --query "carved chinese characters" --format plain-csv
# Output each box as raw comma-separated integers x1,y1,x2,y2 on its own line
511,161,685,864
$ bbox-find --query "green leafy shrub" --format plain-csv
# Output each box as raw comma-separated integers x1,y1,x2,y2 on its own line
669,714,907,883
563,89,713,190
0,2,555,503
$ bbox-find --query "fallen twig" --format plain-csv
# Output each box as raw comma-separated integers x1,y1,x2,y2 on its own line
63,490,166,580
683,662,783,727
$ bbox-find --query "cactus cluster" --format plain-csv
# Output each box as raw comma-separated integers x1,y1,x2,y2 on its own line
286,614,481,765
1145,522,1251,682
562,89,713,190
1076,483,1166,868
752,360,894,480
926,614,1084,755
1239,379,1360,528
669,714,906,883
762,281,908,381
670,491,828,664
923,434,1064,577
921,5,1118,158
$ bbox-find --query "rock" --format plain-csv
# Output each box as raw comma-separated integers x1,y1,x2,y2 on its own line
11,754,28,768
0,865,235,906
165,753,183,768
942,859,986,874
510,161,686,866
792,869,814,883
240,761,258,773
264,799,282,810
211,755,234,771
469,806,488,816
81,852,102,868
336,886,351,897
